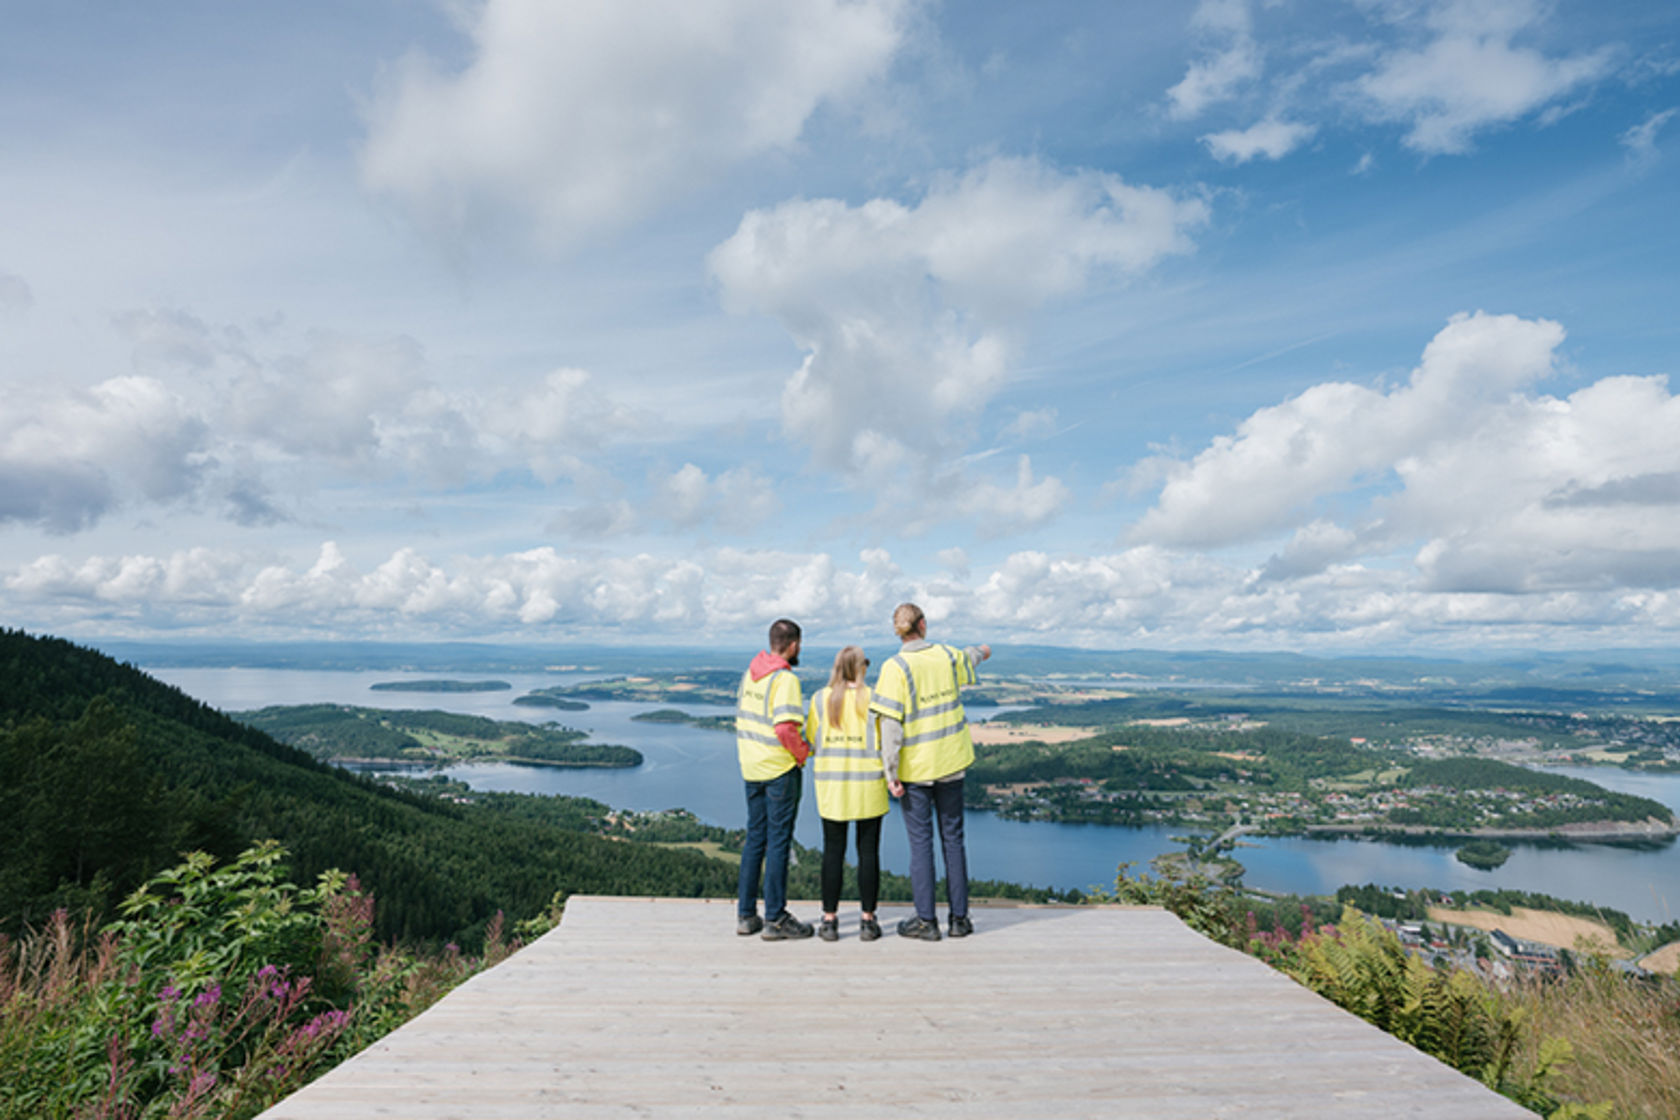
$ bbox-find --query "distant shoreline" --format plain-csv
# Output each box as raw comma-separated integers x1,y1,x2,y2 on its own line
334,755,638,770
1304,818,1680,842
370,679,512,693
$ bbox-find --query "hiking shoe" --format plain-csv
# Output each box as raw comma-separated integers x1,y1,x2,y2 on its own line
859,916,882,942
818,917,839,942
736,914,763,936
897,916,941,941
761,912,814,941
948,914,973,939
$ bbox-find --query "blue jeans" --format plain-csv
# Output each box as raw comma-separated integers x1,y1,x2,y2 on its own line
903,779,968,922
738,767,802,921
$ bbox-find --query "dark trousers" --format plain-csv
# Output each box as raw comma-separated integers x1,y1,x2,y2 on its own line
820,814,882,914
737,767,802,921
902,779,968,922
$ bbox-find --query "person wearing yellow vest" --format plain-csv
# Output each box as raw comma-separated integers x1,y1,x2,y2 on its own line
735,618,815,941
870,602,991,941
807,646,889,942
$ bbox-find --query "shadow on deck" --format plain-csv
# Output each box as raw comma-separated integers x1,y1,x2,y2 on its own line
258,896,1531,1118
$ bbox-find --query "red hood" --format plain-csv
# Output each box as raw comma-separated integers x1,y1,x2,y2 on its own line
748,650,790,681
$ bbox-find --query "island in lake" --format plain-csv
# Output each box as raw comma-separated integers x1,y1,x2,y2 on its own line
632,708,734,731
512,692,590,711
234,704,640,768
371,679,512,692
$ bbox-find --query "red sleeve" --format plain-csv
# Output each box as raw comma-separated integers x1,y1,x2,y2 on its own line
776,721,811,766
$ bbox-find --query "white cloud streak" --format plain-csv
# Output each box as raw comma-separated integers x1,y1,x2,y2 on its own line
1621,107,1677,161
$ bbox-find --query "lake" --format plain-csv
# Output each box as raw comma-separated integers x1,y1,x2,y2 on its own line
151,666,1680,923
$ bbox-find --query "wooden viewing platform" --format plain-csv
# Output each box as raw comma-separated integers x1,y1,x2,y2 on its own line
259,897,1532,1118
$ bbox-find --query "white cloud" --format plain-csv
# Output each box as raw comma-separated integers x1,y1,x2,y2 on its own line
953,455,1069,535
0,376,211,532
710,156,1206,495
651,462,779,532
359,0,910,247
1166,0,1260,120
0,306,665,531
13,529,1680,649
1202,117,1317,163
1003,407,1059,442
478,368,646,484
1356,0,1613,154
1131,310,1565,548
1132,309,1680,610
1621,107,1677,161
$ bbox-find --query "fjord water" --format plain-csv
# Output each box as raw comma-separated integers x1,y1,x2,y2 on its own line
153,667,1680,923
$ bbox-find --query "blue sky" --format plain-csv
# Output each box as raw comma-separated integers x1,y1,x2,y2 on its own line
1,0,1677,651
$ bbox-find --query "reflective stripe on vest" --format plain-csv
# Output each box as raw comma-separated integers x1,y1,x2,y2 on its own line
808,685,888,821
870,643,977,783
736,667,800,781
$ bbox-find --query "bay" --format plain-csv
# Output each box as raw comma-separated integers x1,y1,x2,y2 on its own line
151,667,1680,923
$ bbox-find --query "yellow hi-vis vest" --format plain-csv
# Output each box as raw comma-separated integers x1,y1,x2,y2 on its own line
869,643,978,783
807,685,888,821
736,666,803,781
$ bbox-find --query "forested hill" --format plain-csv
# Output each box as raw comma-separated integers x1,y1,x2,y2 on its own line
0,629,735,944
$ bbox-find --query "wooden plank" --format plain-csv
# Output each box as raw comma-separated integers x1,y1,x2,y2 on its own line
258,896,1533,1119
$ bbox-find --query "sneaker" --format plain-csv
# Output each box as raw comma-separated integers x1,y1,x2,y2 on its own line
736,914,763,936
818,917,839,942
948,914,973,939
859,916,882,942
761,912,814,941
897,915,941,941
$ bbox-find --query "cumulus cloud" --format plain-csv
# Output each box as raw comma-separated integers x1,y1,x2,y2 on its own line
1132,310,1565,548
710,155,1206,532
1355,0,1613,154
1133,309,1680,608
360,0,909,246
13,531,1680,648
0,376,211,532
1202,117,1317,163
0,305,660,532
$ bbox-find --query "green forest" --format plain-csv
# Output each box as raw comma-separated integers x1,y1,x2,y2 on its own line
0,630,733,944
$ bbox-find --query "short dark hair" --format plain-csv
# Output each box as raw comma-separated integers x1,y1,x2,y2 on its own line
768,618,801,653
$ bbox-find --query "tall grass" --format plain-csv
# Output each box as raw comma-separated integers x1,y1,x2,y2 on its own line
1503,955,1680,1120
0,842,549,1120
1108,865,1675,1119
